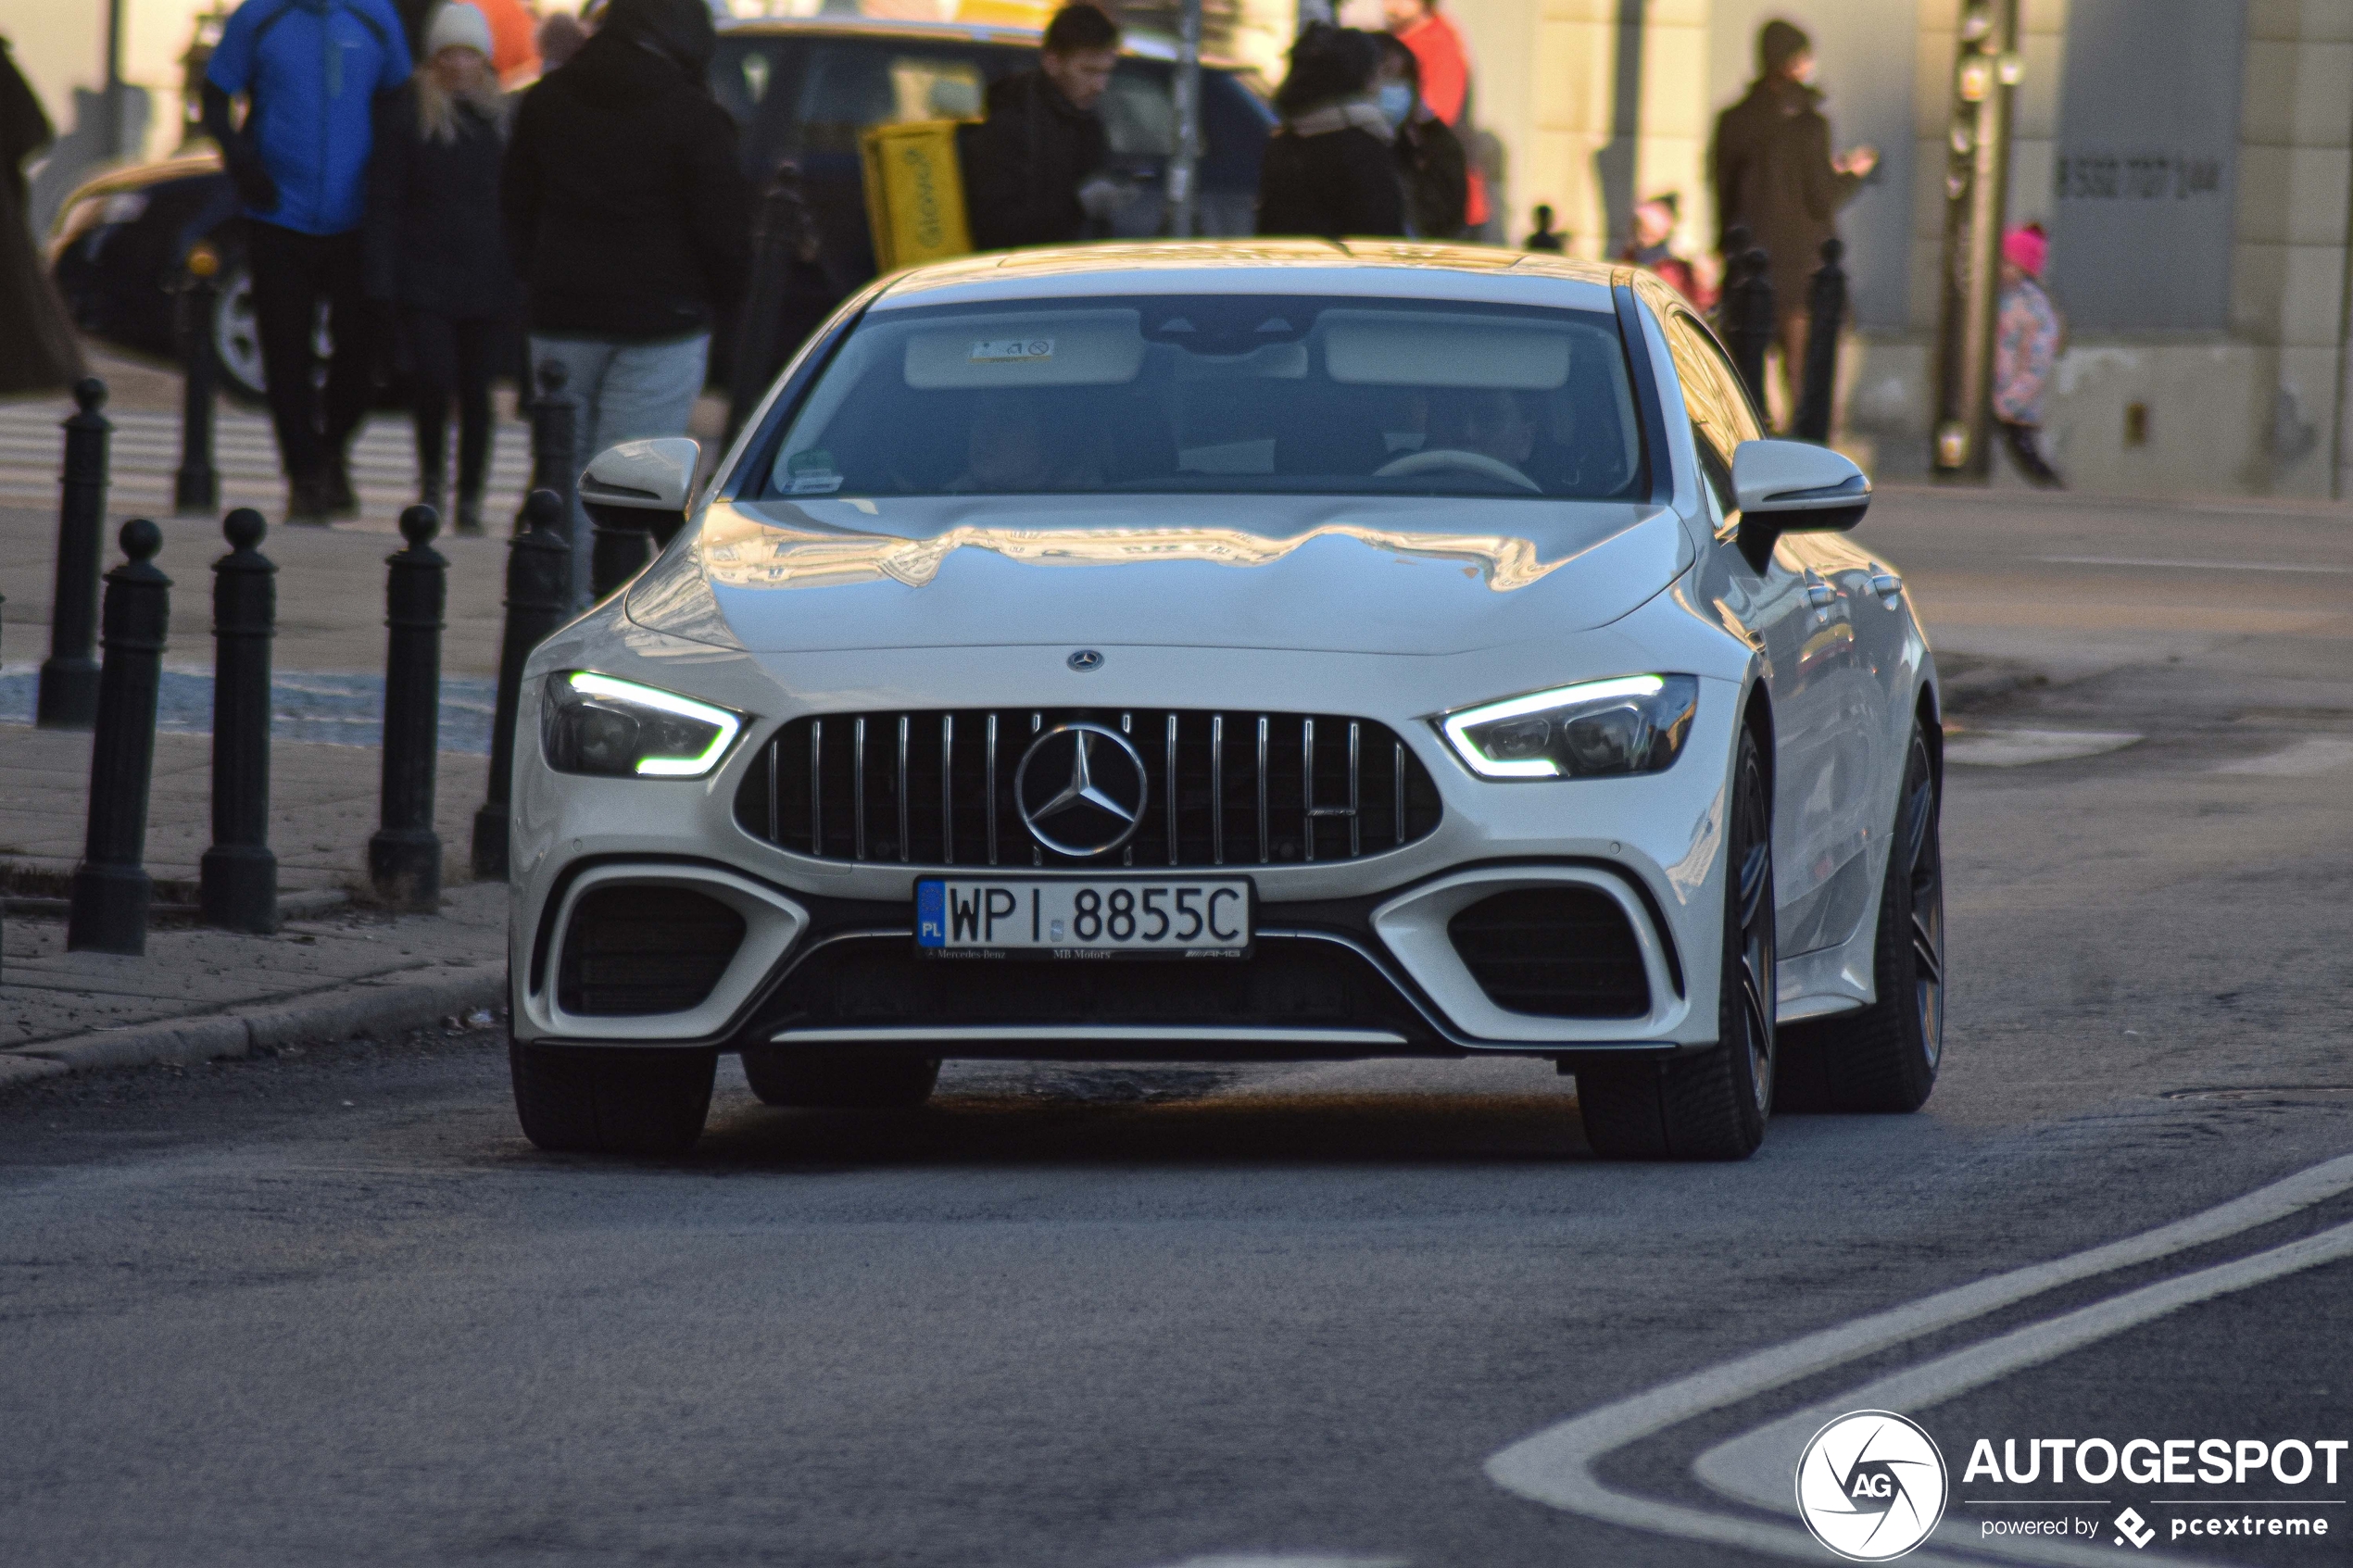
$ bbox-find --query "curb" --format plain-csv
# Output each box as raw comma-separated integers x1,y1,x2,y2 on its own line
0,961,508,1086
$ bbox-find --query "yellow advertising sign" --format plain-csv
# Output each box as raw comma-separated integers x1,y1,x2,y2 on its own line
860,120,975,272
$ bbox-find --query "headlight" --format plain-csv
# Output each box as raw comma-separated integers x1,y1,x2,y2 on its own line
540,672,742,778
1439,674,1698,779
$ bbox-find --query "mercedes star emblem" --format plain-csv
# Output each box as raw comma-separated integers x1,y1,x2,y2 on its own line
1067,649,1104,671
1013,722,1147,857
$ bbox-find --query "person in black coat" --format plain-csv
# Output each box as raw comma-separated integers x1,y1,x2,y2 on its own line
0,34,82,397
1255,26,1404,241
962,3,1121,253
365,2,512,533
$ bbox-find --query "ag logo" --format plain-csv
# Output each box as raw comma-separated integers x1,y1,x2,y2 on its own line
1794,1410,1948,1561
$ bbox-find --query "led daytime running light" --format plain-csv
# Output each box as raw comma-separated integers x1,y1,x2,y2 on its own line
564,671,741,776
1442,675,1668,779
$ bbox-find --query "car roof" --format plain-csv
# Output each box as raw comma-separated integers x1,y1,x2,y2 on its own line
866,241,1626,311
719,15,1252,71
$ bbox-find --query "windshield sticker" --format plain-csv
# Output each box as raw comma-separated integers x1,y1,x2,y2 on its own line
785,448,844,495
971,338,1054,363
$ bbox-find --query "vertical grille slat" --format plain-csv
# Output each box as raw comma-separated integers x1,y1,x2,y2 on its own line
941,715,955,865
1211,715,1226,866
738,708,1441,868
853,715,868,860
1255,715,1270,866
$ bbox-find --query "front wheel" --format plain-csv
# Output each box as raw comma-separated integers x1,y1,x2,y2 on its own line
510,1042,716,1155
1779,717,1944,1112
1578,723,1776,1160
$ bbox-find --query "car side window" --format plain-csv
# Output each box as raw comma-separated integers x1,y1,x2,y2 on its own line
1663,312,1760,470
792,45,987,157
1101,66,1177,158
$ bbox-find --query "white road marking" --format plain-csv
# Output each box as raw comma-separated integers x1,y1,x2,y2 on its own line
2213,737,2353,777
1485,1154,2353,1565
1695,1217,2353,1565
2035,555,2351,574
1945,730,2142,768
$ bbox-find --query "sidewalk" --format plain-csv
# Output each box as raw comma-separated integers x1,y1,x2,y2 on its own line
1,722,507,1080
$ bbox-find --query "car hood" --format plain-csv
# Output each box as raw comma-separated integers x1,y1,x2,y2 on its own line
623,494,1690,657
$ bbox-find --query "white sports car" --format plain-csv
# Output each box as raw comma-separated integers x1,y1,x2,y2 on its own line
507,243,1944,1161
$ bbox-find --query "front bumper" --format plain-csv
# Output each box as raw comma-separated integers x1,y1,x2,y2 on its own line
509,607,1747,1060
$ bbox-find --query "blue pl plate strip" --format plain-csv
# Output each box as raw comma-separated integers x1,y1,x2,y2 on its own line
914,879,946,947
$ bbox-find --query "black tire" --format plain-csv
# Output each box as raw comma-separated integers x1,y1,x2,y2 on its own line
1579,723,1776,1160
211,261,269,405
740,1048,940,1109
1779,718,1944,1113
510,1041,717,1155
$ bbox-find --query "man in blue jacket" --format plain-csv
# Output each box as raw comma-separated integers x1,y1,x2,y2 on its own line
204,0,410,523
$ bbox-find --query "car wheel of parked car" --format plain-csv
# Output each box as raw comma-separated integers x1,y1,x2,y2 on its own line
1778,718,1944,1114
510,1041,717,1155
740,1048,941,1109
212,262,268,404
1578,724,1776,1160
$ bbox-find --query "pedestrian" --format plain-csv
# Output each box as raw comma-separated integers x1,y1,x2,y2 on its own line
202,0,413,525
960,3,1124,253
1619,193,1714,309
0,33,84,398
1383,0,1487,232
1255,26,1403,241
502,0,748,587
1709,19,1875,415
1375,32,1466,240
1524,203,1566,253
1994,221,2064,488
365,2,514,535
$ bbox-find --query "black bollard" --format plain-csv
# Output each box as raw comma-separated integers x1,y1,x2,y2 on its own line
68,520,170,955
370,505,447,912
472,489,573,879
1728,246,1777,411
174,246,222,517
1794,238,1849,445
590,507,652,600
523,358,585,609
201,508,278,933
38,377,110,729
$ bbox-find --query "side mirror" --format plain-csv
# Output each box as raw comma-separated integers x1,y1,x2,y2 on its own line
1730,438,1870,533
580,437,700,548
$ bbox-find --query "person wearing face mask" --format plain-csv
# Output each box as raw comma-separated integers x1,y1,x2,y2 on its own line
1374,33,1465,240
1710,19,1876,415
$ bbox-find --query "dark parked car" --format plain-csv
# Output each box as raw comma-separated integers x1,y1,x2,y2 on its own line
46,17,1274,402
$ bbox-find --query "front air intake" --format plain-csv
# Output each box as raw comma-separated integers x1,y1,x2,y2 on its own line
1447,887,1650,1019
557,884,746,1016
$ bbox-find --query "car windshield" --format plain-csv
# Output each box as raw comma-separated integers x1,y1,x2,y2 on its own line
752,295,1644,502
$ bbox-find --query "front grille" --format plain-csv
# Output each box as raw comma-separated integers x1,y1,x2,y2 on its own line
1448,888,1651,1019
558,885,746,1016
734,709,1443,868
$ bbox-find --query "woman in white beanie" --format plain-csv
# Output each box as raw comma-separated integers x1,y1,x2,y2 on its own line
363,2,517,533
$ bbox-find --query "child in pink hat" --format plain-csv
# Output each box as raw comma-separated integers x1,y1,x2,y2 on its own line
1994,221,2064,486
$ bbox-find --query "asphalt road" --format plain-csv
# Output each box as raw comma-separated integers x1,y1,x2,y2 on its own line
3,488,2349,1568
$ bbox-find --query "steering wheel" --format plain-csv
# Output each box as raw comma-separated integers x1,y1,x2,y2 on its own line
1371,447,1542,493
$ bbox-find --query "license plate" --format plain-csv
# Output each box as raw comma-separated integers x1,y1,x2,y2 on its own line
915,878,1251,958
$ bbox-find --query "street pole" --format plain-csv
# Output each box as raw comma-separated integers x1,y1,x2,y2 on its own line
1930,0,2020,481
106,0,128,159
1168,0,1203,239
